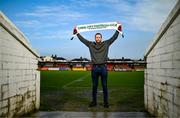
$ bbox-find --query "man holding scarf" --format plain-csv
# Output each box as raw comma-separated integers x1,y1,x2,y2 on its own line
73,23,122,108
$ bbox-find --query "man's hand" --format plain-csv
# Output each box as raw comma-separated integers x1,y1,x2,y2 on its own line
116,22,124,38
73,26,79,35
71,26,79,40
116,22,122,32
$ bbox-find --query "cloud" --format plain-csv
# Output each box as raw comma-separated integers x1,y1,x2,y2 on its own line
14,0,177,42
71,0,177,32
15,4,89,30
15,20,40,27
15,4,89,40
15,20,65,28
110,0,178,32
29,30,72,40
129,0,177,32
69,0,100,7
21,5,88,20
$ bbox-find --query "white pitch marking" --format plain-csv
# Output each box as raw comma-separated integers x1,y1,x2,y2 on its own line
62,74,90,88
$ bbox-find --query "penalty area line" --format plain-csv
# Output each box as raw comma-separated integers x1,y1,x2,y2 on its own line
62,74,90,88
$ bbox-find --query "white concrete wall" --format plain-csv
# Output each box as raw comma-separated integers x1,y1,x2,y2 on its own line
0,12,40,117
144,1,180,118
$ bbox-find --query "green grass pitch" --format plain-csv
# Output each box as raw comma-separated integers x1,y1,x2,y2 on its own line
40,71,145,112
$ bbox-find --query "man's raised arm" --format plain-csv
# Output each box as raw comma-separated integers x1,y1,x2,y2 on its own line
73,27,90,47
77,33,90,47
106,30,119,45
105,23,123,45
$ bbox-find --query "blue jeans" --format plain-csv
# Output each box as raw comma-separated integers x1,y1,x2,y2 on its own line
91,65,108,103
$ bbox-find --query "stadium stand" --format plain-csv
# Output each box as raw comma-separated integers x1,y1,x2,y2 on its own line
39,56,146,71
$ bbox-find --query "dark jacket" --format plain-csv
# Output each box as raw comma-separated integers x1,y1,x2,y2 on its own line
77,31,119,64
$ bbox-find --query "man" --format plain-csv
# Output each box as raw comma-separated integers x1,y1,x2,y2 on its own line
73,24,121,108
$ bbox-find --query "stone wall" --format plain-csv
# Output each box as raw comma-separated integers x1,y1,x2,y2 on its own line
0,12,40,117
144,1,180,118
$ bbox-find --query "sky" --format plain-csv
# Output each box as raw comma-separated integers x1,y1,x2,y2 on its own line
0,0,178,60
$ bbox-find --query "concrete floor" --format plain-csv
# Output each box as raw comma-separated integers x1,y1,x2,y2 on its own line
27,111,154,118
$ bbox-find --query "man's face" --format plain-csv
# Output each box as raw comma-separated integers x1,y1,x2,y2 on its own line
95,34,102,43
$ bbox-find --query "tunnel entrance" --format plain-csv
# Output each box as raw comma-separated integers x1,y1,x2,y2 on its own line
1,1,180,117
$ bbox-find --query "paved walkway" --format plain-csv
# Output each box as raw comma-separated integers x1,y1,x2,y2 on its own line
28,111,154,118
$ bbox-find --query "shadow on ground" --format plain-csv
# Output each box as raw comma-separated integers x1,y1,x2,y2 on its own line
40,87,145,112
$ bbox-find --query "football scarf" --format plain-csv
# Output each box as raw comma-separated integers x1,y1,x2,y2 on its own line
71,22,123,40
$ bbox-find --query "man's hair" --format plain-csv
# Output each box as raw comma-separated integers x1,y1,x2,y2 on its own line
95,33,102,38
